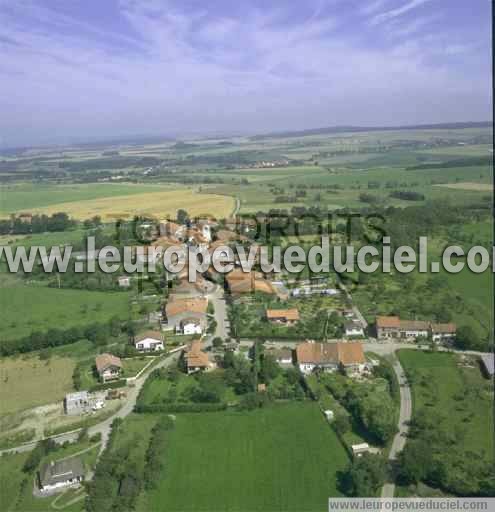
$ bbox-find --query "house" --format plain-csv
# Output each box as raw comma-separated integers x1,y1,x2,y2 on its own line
226,269,275,295
480,353,494,378
38,457,85,492
344,320,365,338
164,297,208,334
159,220,185,240
178,317,203,335
430,323,457,342
376,316,456,341
197,221,213,242
295,341,367,375
64,391,90,416
185,341,215,374
376,316,429,340
266,308,300,326
134,330,164,352
117,276,131,288
186,229,209,250
95,353,122,382
267,348,293,365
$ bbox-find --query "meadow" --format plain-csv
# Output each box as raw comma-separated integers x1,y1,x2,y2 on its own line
397,350,494,456
139,403,349,511
0,355,74,415
0,285,131,340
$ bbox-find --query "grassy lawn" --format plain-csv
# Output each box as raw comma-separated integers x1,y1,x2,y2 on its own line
0,451,30,511
77,355,153,389
398,350,494,456
0,285,131,340
139,403,349,511
0,355,74,415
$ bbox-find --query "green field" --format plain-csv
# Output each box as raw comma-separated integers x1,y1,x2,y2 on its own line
139,403,349,511
0,182,164,214
0,285,131,340
398,350,494,456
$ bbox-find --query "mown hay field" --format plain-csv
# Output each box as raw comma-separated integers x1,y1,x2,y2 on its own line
0,183,235,220
25,189,234,220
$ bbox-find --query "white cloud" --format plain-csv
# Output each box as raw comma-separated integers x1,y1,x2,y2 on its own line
369,0,432,26
0,0,490,146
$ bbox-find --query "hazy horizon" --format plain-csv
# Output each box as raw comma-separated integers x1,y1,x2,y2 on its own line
0,0,491,147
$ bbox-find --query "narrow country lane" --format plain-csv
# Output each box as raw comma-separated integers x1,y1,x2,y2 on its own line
380,356,412,498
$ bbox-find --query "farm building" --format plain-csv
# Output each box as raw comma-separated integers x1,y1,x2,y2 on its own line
266,308,300,326
296,342,367,376
430,323,457,342
134,330,164,352
38,457,85,493
376,316,456,341
95,353,122,383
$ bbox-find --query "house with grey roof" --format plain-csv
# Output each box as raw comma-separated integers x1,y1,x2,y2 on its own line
38,457,85,493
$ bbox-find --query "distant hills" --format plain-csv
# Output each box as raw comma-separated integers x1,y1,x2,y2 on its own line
250,121,493,140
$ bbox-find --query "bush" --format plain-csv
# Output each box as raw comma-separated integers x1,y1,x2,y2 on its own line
89,379,127,392
135,402,227,413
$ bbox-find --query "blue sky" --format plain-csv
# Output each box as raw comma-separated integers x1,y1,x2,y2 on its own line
0,0,491,146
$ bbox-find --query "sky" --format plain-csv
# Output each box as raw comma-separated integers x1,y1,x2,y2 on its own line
0,0,491,147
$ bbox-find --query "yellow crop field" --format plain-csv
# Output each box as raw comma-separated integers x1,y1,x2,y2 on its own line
27,189,235,220
0,356,75,415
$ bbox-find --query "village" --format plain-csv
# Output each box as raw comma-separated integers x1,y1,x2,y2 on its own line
3,213,493,502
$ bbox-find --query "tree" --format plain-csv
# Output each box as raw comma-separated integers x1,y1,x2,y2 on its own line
333,413,351,435
455,324,483,350
212,337,223,349
396,440,431,485
177,209,189,225
260,354,280,383
338,454,388,497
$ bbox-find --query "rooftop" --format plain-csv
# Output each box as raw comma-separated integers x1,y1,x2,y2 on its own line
296,342,365,366
95,353,122,373
39,457,85,487
266,308,300,321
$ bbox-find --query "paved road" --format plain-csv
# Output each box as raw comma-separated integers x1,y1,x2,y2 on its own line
380,356,412,498
208,284,229,340
0,350,182,457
